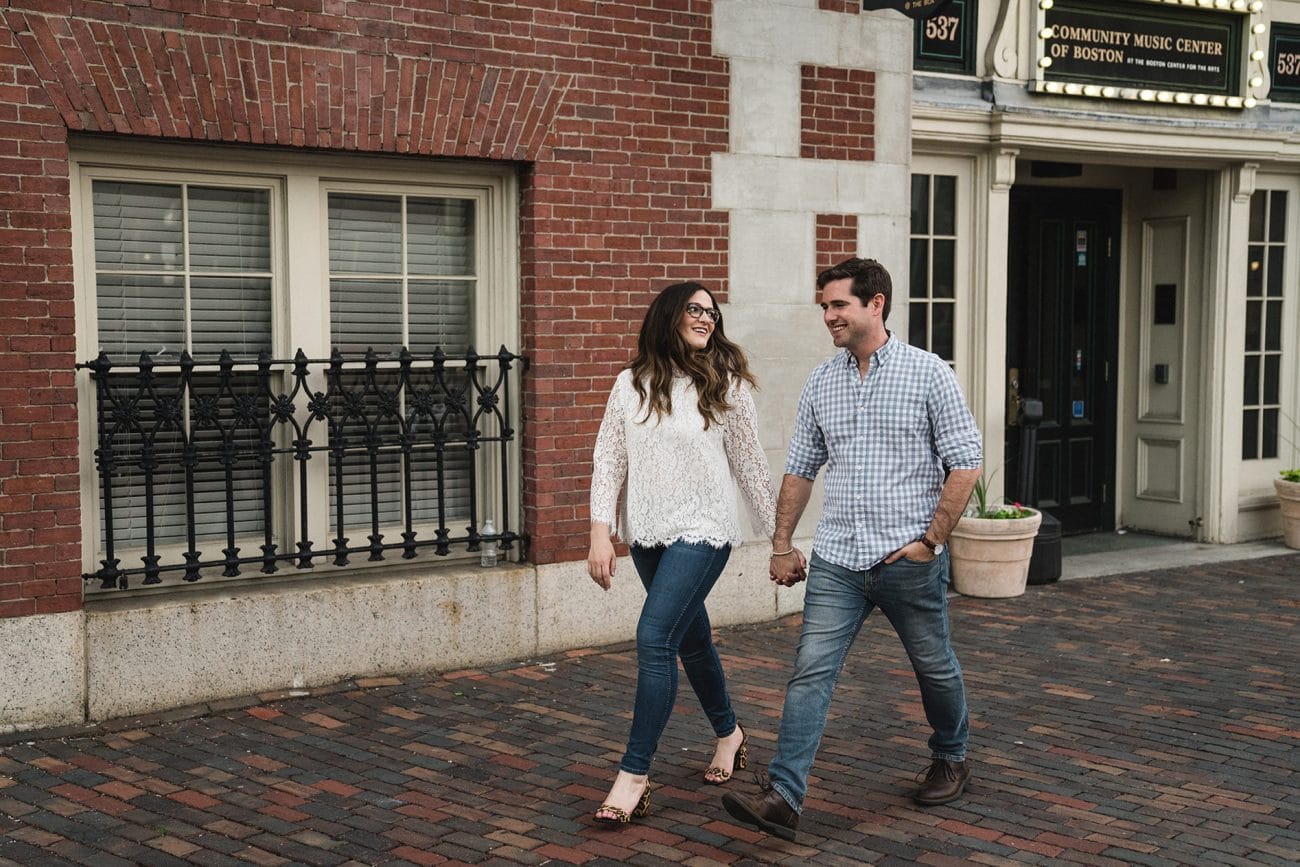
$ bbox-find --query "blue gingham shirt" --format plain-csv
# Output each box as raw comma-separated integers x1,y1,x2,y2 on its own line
786,335,983,571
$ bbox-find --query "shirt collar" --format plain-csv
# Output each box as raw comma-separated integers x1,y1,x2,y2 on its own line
840,331,898,371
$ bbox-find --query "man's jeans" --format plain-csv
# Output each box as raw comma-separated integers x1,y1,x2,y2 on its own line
768,550,969,811
620,540,736,775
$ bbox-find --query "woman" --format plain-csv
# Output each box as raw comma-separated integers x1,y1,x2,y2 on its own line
588,281,777,825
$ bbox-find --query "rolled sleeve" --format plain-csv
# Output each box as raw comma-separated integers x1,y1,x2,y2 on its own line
784,374,827,480
929,363,983,471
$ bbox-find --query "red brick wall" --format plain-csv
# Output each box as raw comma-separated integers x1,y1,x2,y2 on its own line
0,0,731,611
816,214,860,283
801,64,875,162
818,0,861,13
0,16,81,617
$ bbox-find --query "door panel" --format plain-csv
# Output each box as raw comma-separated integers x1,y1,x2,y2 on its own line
1007,187,1121,534
1122,177,1205,537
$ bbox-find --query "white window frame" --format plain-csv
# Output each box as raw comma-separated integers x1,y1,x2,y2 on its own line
908,154,976,392
72,140,520,590
1239,173,1300,494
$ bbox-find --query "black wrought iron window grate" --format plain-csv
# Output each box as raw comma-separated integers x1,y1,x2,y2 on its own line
78,347,526,590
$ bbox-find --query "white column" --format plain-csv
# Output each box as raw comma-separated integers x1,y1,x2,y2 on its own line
974,147,1017,499
1200,163,1256,543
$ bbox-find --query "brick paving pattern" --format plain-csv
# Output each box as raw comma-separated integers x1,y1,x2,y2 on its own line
1,553,1297,865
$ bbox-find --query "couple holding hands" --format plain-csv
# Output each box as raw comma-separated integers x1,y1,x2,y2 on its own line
586,257,983,841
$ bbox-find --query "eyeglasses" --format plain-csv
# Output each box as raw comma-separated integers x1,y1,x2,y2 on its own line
685,302,721,323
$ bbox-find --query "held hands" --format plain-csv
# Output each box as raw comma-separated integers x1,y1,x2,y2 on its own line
769,548,807,586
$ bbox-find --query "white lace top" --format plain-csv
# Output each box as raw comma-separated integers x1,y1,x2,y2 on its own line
590,369,777,548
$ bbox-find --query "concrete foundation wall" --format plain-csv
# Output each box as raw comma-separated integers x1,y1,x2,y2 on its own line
0,611,84,734
69,542,812,725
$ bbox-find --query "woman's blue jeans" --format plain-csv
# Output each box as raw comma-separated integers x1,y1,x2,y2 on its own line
767,550,969,811
620,540,736,775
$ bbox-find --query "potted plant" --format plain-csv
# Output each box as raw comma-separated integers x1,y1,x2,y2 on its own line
1275,467,1300,550
948,474,1042,598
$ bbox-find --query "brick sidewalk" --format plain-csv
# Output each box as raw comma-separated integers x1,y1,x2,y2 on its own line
2,554,1297,865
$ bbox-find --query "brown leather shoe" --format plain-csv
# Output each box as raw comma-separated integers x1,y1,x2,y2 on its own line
721,779,799,841
913,758,971,806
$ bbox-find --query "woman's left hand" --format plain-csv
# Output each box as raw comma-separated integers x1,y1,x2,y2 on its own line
588,532,617,590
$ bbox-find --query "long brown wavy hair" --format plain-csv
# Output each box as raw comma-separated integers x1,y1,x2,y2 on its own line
627,282,756,429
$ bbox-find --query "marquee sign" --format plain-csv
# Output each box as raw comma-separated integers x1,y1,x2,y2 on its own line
1271,24,1300,102
913,0,975,74
862,0,955,20
1032,0,1267,109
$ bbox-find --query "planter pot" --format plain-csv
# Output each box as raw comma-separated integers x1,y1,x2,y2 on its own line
948,510,1043,598
1275,478,1300,550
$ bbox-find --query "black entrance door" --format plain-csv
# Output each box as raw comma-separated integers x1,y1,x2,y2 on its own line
1006,187,1121,535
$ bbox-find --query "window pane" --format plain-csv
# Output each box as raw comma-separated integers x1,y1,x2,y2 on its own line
908,302,928,351
93,181,184,271
910,238,929,298
100,372,266,549
1269,190,1287,243
932,239,955,299
330,194,401,274
96,274,185,357
408,198,475,276
331,278,403,353
931,301,954,362
1249,190,1266,242
409,280,472,354
1262,408,1279,459
1263,354,1280,404
1243,355,1260,403
910,174,930,235
188,187,270,272
1267,247,1285,297
191,276,273,356
1241,408,1258,460
1244,300,1261,351
1247,246,1264,296
1265,300,1282,352
933,175,956,235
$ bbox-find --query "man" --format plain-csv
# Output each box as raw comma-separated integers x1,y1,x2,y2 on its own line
722,258,982,841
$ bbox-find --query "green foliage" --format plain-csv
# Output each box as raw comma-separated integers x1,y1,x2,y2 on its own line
1281,412,1299,482
970,471,1036,519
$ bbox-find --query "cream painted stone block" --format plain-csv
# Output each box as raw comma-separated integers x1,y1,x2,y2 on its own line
85,565,536,721
727,212,814,298
872,71,913,166
714,155,908,216
535,545,780,658
714,1,832,64
730,59,801,157
535,558,642,656
0,611,85,732
844,12,914,70
715,2,912,70
709,544,780,627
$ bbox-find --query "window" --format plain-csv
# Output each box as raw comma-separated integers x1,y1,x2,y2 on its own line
74,145,520,590
1242,189,1286,461
909,173,957,365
